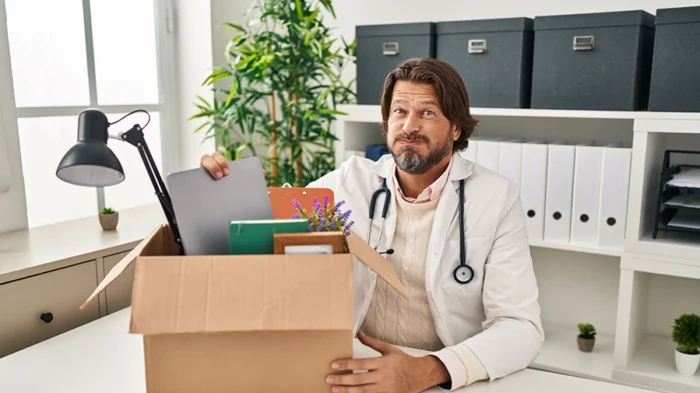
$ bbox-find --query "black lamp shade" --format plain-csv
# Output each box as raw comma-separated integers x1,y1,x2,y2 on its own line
56,109,125,187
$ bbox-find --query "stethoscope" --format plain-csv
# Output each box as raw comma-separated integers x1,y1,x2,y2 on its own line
367,177,474,285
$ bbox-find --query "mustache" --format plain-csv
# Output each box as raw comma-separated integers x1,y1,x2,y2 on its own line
394,133,429,143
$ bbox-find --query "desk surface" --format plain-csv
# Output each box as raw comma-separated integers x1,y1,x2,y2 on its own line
0,308,658,393
0,204,164,284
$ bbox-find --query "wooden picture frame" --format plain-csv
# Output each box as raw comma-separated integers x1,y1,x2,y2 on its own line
273,232,346,255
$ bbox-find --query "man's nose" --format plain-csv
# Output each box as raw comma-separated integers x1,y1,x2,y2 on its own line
402,113,420,133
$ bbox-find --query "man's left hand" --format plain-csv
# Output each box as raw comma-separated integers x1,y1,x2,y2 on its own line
326,332,450,393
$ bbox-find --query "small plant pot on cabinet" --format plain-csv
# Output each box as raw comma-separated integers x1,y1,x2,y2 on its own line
99,211,119,230
576,322,596,352
577,336,595,352
674,348,700,376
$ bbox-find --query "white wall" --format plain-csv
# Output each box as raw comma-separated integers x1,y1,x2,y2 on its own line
172,0,216,172
0,0,28,233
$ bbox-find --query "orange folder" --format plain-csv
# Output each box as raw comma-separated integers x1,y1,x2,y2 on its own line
267,186,335,219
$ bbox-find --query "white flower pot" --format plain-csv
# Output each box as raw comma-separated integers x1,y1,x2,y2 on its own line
674,348,700,376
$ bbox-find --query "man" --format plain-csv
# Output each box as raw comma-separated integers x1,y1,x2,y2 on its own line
200,58,544,393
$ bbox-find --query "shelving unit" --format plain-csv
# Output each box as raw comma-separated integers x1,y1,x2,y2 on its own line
332,104,700,393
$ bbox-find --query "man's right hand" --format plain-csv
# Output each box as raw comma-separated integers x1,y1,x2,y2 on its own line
200,152,230,179
199,152,266,179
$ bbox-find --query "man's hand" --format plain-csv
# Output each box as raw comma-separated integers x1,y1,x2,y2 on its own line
200,151,266,179
326,332,450,393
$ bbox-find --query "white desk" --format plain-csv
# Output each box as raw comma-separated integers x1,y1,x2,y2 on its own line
0,308,660,393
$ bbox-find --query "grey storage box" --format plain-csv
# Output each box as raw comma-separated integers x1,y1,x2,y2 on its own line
648,6,700,112
530,10,655,111
436,18,534,108
355,23,436,105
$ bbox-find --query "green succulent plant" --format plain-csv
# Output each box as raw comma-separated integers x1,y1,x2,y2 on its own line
101,207,115,214
578,323,596,339
672,313,700,355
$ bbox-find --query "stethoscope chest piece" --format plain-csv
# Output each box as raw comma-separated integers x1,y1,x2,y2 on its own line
453,264,474,284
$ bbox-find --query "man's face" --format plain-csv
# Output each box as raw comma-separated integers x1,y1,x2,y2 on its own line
386,81,458,174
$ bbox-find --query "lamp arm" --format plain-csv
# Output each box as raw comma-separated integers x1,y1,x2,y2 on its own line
117,124,183,254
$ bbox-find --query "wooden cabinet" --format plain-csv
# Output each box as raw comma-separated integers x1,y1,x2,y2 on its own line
0,261,100,358
102,251,135,315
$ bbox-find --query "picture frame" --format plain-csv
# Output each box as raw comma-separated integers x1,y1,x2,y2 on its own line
273,232,346,255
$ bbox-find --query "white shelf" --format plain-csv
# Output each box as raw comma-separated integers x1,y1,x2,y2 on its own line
627,234,700,266
622,254,700,281
529,239,623,258
532,324,615,382
613,335,700,393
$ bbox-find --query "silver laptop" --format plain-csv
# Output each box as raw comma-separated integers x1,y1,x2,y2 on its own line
165,156,274,255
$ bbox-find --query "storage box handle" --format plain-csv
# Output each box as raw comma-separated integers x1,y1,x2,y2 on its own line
468,39,487,54
573,35,595,51
382,42,399,56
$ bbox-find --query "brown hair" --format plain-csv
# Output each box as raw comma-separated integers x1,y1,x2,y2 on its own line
379,58,479,151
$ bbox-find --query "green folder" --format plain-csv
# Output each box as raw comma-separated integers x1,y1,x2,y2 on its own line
228,218,309,255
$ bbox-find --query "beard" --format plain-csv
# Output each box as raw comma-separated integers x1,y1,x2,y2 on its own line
390,132,452,174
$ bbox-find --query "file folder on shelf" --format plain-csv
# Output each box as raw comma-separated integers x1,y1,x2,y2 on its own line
653,149,700,238
498,141,523,189
570,145,603,246
544,143,575,243
475,139,500,173
461,138,478,162
596,146,632,249
520,142,548,241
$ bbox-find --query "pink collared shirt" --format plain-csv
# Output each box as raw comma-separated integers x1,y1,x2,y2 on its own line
393,158,453,203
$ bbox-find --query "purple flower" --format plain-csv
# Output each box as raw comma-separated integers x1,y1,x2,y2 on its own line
293,199,302,211
291,214,300,219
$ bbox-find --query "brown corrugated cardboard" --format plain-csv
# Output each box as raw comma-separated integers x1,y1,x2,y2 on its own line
81,224,407,393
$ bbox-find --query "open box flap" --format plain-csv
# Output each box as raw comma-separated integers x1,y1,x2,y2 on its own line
79,225,165,310
346,230,408,300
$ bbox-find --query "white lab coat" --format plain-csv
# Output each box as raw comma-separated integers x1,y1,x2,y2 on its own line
307,151,544,381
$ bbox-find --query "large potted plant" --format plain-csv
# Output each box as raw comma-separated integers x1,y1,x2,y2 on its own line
672,313,700,376
192,0,356,187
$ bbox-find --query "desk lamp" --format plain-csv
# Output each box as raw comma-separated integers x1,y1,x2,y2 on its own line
55,108,182,252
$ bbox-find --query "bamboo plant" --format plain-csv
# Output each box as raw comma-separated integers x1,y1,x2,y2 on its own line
191,0,356,186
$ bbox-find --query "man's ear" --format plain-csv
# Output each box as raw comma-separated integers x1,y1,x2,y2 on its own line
453,124,461,141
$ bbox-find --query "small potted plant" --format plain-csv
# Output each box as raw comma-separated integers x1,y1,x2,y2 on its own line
99,207,119,231
577,322,596,352
672,313,700,376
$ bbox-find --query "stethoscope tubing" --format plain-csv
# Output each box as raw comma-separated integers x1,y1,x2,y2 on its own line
367,177,474,285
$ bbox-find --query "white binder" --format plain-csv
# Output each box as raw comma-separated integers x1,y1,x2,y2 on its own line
544,143,576,243
520,142,548,241
597,146,632,249
476,139,500,173
570,145,603,246
461,138,478,162
498,141,523,189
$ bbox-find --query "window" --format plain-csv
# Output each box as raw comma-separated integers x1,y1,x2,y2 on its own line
5,0,174,228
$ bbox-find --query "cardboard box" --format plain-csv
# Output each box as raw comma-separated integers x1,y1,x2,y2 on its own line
81,224,407,393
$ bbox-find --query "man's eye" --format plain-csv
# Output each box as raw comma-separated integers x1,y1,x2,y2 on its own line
425,110,434,116
394,109,404,114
